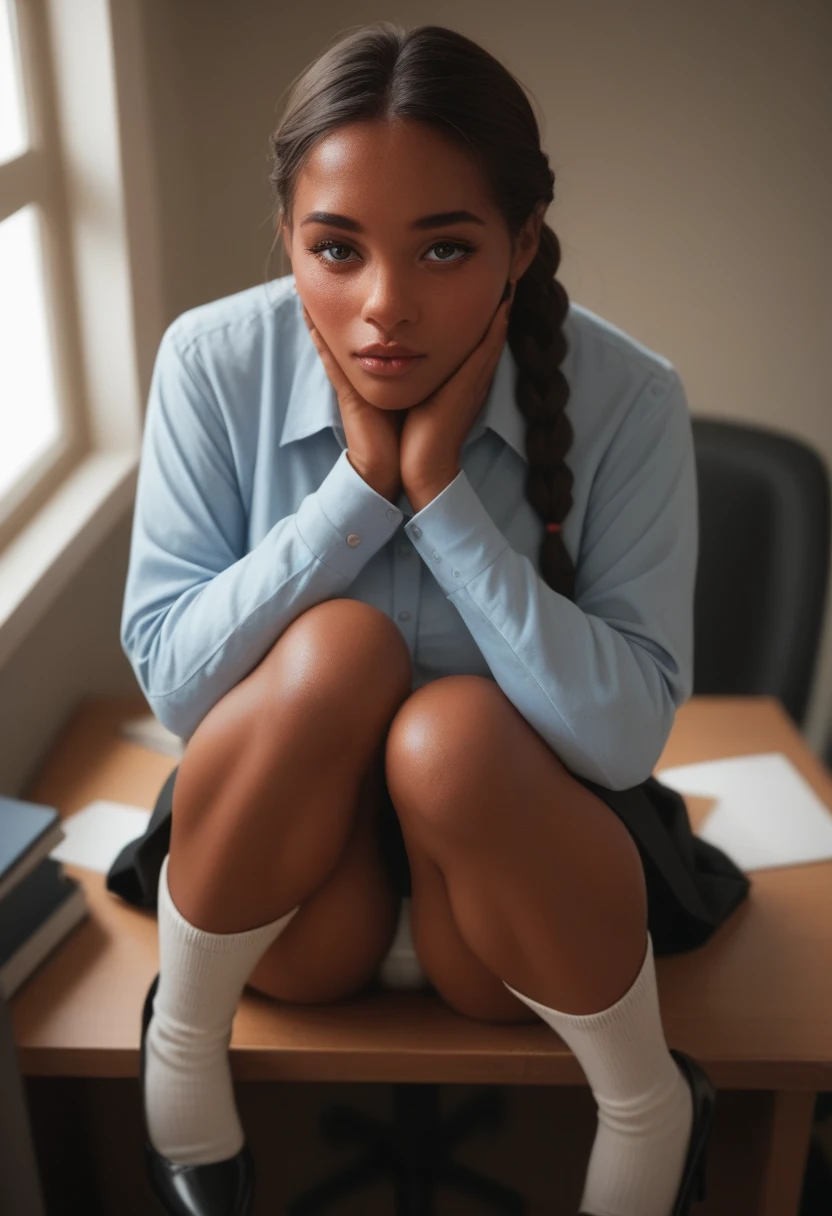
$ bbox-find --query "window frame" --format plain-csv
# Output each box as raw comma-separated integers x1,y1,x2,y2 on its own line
0,0,163,669
0,0,90,552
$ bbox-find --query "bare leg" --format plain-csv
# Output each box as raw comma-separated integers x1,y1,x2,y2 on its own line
385,675,648,1016
386,675,695,1216
166,598,414,1002
142,599,416,1168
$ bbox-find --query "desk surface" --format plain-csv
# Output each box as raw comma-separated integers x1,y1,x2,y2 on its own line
10,694,832,1090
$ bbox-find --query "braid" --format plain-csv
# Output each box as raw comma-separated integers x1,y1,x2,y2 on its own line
508,222,576,601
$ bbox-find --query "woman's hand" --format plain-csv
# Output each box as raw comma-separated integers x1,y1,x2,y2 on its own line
399,285,514,510
302,304,404,502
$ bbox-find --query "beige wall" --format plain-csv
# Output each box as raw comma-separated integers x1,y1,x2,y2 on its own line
4,0,831,794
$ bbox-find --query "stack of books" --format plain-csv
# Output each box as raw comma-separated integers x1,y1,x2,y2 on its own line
0,795,88,1000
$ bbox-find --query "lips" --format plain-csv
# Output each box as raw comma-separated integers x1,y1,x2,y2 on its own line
356,345,423,358
354,352,425,375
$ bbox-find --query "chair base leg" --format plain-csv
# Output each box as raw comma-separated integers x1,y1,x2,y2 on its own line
286,1083,527,1215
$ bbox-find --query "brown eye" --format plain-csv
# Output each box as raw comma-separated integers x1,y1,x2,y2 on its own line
429,242,463,261
307,239,356,264
425,241,474,263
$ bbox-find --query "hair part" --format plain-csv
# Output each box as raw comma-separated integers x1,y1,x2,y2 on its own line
267,22,576,600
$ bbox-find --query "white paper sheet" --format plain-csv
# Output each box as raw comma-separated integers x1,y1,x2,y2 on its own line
656,751,832,872
119,713,185,759
49,800,151,873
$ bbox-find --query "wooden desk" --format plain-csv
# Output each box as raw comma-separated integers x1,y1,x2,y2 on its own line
11,694,832,1214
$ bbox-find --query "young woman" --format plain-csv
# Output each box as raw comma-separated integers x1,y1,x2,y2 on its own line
117,21,751,1216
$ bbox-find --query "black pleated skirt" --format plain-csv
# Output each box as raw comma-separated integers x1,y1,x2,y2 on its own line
106,764,751,958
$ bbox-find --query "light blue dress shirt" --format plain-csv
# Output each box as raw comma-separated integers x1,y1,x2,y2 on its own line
120,274,698,790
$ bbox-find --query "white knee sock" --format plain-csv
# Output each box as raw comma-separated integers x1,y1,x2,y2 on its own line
503,932,693,1216
144,852,301,1165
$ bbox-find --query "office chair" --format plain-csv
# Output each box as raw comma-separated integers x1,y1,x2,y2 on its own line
691,417,830,727
288,415,832,1215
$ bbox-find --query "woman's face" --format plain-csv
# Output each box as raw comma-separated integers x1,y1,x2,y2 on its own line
283,117,541,411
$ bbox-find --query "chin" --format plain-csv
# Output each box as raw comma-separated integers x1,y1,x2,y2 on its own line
350,379,423,411
364,403,413,418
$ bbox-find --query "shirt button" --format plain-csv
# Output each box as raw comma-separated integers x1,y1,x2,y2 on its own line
346,533,361,547
398,610,411,621
432,550,441,562
386,508,399,522
452,569,460,578
411,526,422,538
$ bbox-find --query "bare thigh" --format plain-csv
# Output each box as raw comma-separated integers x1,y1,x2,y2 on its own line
167,598,413,1004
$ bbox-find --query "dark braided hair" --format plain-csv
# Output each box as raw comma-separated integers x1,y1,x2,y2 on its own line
267,22,576,601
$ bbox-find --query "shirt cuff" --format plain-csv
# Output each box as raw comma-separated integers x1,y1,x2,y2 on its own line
296,448,404,580
403,469,509,595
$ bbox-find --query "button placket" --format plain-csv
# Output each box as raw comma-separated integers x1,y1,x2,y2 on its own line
393,526,420,649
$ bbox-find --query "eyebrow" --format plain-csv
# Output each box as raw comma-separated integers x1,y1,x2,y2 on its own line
299,209,486,233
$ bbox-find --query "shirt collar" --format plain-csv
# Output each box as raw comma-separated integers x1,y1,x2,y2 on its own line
279,298,527,462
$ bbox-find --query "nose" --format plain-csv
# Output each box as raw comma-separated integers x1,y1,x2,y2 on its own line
361,266,418,333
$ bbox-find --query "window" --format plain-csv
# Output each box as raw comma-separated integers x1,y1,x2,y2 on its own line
0,0,87,552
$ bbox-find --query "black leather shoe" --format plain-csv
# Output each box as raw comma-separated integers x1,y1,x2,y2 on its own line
140,972,255,1216
576,1046,715,1216
666,1048,715,1214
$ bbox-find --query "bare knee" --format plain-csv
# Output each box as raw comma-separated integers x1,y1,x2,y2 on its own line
260,597,412,697
167,600,412,924
178,600,411,800
207,599,410,744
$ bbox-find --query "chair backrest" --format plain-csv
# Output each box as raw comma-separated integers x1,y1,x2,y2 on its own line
691,417,830,727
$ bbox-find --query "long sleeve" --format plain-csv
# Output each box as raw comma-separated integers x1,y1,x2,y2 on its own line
402,371,698,790
120,326,404,741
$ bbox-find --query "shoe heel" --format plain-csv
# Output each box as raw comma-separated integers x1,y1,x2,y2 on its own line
695,1148,707,1201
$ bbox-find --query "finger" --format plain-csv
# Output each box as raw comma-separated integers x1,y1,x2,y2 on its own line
472,296,511,373
462,304,506,378
302,305,325,343
484,292,511,349
433,306,506,408
489,285,514,341
302,305,328,347
497,289,513,329
302,307,334,362
470,302,510,393
302,308,354,396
